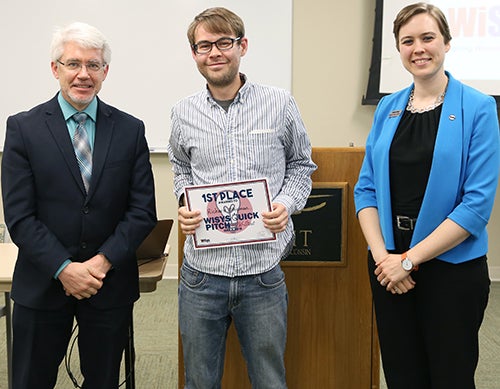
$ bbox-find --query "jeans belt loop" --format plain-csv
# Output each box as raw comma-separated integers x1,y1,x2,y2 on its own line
396,215,417,231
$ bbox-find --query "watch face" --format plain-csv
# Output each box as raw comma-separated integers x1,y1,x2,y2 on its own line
402,258,413,271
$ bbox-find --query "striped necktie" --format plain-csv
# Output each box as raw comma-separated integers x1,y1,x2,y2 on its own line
72,112,92,193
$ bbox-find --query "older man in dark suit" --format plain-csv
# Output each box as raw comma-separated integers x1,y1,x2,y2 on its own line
1,22,156,389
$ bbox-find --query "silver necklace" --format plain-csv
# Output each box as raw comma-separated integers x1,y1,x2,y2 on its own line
406,88,446,113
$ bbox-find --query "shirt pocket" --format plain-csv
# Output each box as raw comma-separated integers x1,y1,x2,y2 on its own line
244,129,284,172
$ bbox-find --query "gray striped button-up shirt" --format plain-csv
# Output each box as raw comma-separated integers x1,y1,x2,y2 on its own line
168,75,316,277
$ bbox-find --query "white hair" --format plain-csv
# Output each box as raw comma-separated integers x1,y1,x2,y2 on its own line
50,22,111,64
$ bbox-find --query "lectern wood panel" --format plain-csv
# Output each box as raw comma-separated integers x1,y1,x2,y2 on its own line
178,147,379,389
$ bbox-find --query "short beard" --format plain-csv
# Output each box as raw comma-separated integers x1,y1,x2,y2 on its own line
68,93,94,107
199,66,239,89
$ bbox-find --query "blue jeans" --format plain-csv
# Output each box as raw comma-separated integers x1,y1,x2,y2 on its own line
179,261,288,389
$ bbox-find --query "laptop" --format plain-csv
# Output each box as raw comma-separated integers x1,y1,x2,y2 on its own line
136,219,174,260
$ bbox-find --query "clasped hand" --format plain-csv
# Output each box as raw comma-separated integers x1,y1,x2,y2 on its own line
374,253,415,295
58,254,111,300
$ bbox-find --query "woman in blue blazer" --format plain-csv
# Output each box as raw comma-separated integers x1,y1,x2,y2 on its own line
354,3,499,388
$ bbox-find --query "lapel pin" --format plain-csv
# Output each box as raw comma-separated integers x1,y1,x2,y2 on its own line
389,110,402,118
449,114,456,121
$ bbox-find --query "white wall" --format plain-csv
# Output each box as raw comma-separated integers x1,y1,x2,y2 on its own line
0,0,292,151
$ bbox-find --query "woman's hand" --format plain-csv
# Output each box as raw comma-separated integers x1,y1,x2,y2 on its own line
388,277,416,294
375,254,416,292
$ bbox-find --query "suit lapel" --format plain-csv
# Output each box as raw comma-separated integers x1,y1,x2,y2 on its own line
87,100,114,199
44,97,87,195
374,86,412,187
415,75,463,235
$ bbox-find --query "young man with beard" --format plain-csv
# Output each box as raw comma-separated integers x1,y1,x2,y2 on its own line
167,7,316,389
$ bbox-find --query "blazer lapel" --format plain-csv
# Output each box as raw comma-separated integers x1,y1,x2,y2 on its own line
372,87,412,247
44,98,87,195
413,73,464,242
87,100,114,199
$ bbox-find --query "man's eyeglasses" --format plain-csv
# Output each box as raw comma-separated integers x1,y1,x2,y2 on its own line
192,37,242,55
57,60,106,73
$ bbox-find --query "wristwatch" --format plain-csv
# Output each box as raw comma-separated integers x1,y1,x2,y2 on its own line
401,252,415,271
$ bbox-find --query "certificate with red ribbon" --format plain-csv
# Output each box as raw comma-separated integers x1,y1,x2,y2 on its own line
184,178,276,249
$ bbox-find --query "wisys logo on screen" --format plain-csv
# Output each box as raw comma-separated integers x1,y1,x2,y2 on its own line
447,5,500,37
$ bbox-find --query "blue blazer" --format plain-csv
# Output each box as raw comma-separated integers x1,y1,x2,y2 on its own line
1,95,157,309
354,72,500,264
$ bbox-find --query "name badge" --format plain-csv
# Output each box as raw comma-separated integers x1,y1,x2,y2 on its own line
389,110,402,118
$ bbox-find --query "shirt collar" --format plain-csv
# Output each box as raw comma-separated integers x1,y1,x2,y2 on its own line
205,73,251,106
57,92,98,122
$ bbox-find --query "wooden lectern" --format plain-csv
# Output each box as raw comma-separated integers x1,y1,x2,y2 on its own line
178,147,379,388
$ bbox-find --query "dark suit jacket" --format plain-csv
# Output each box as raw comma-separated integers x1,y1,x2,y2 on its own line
1,94,157,310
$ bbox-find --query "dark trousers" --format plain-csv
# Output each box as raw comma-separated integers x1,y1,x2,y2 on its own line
369,228,490,389
12,300,133,389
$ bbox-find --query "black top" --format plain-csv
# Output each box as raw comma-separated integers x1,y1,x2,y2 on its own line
389,105,442,218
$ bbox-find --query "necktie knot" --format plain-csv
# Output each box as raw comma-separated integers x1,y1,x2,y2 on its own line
73,112,88,125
